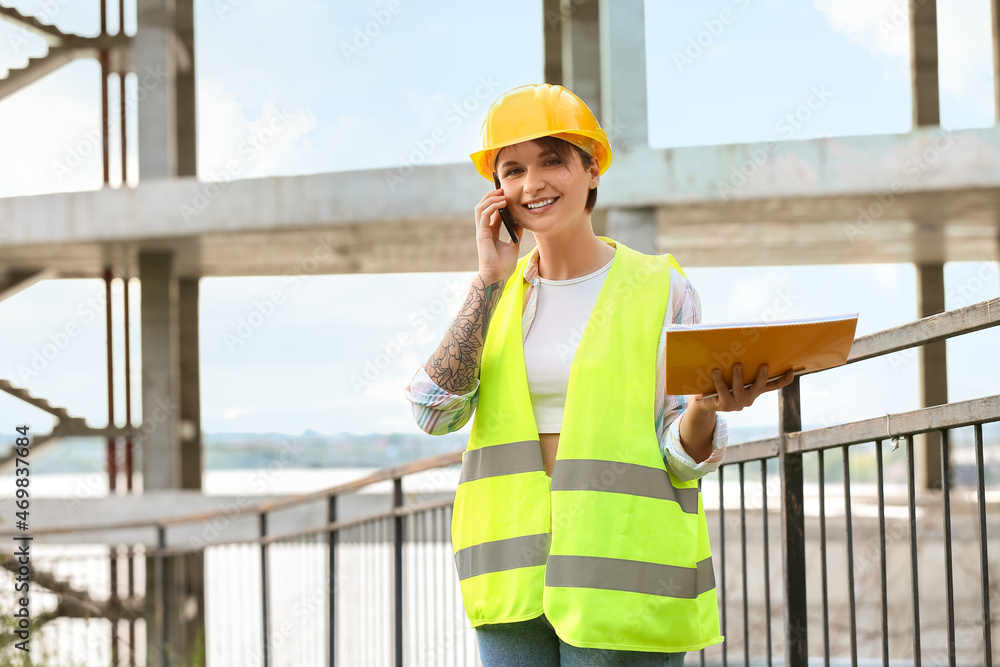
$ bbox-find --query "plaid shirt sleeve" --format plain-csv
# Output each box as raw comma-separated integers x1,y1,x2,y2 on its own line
656,269,729,482
403,365,479,436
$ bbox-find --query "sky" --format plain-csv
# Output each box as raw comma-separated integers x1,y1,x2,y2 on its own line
0,0,998,440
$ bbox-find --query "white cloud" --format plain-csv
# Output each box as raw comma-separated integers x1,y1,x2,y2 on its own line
873,264,901,291
813,0,995,124
812,0,910,58
936,0,995,124
197,79,318,180
223,405,258,420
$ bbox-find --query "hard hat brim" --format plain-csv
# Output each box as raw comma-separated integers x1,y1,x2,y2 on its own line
470,129,612,181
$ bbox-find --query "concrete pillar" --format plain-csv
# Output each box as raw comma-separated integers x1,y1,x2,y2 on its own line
139,251,181,489
910,0,940,127
916,263,946,490
543,0,563,86
606,207,657,255
144,552,206,667
139,253,205,666
174,0,197,178
993,0,1000,123
542,0,601,117
562,0,601,118
138,252,177,666
593,0,652,252
598,0,648,149
173,553,207,665
138,251,181,491
910,1,944,489
178,277,202,490
136,0,177,180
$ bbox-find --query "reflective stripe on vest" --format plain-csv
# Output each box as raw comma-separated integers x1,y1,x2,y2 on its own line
545,555,716,599
454,533,551,580
550,459,700,514
458,440,544,484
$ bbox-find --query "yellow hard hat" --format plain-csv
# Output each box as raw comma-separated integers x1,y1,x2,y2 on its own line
469,83,613,181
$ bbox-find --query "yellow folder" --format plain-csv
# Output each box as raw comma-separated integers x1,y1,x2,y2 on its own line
665,314,859,396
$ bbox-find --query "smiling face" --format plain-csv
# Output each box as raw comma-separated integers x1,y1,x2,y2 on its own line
494,138,600,236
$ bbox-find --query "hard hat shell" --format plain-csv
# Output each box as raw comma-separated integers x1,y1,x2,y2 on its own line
470,83,613,181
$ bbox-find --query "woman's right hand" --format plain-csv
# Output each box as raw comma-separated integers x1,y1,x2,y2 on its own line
475,187,521,285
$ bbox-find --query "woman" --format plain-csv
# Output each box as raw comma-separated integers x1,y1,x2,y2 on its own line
404,83,793,666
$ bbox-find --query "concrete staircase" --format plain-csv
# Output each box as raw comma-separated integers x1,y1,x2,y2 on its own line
0,378,88,428
0,2,129,100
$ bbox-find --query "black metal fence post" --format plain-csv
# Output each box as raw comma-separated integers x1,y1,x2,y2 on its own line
974,424,993,667
260,512,270,667
329,495,337,667
779,378,808,667
155,525,169,667
393,478,404,667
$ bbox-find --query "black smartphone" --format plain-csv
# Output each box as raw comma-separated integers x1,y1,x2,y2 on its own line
492,171,519,243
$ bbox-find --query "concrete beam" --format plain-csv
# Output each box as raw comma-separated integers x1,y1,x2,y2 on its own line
0,127,998,274
1,126,990,244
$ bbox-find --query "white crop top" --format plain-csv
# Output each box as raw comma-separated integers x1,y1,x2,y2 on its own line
523,254,615,433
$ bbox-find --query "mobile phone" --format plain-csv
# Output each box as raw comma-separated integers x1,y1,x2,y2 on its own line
492,171,519,243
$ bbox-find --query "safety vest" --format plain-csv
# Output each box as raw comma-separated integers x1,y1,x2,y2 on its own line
451,237,723,652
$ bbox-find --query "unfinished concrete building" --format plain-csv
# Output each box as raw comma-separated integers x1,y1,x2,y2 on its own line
0,1,998,665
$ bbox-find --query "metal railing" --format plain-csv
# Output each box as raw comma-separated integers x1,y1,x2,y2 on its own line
704,297,1000,667
1,297,998,666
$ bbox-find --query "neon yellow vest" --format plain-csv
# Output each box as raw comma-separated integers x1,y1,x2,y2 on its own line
451,237,724,652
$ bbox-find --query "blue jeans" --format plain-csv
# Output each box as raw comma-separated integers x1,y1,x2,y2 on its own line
476,614,686,666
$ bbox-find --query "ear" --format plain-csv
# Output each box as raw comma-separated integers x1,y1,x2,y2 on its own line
588,156,600,188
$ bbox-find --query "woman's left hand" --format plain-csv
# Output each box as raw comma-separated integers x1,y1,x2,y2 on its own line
692,363,795,413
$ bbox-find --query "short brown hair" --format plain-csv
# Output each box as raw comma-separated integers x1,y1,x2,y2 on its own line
495,136,599,213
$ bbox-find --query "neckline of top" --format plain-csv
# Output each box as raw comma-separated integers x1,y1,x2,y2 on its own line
537,253,615,286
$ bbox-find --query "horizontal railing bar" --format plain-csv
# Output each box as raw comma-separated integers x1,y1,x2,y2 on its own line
154,499,456,556
0,449,464,538
0,518,160,538
261,498,454,546
719,437,781,465
5,393,998,541
785,394,1000,454
841,297,998,366
244,450,462,516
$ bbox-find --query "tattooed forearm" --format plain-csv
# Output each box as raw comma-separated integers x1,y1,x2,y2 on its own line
426,274,505,395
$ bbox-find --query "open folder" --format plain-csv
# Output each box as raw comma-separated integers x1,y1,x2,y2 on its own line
664,313,859,396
